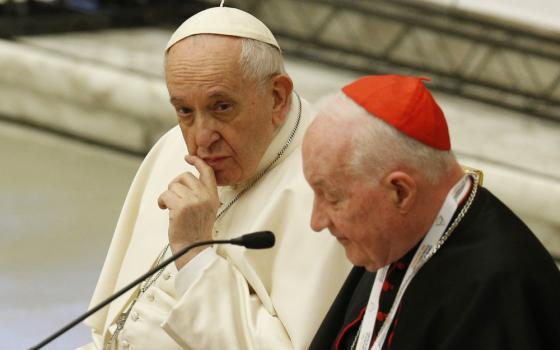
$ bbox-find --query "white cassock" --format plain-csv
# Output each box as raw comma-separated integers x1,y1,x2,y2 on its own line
78,93,352,350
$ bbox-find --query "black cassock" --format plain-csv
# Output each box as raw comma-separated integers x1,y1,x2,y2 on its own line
310,187,560,350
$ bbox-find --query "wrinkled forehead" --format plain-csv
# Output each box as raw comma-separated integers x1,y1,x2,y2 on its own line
165,36,244,90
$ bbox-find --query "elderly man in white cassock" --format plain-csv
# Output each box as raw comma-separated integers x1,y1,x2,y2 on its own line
77,5,350,350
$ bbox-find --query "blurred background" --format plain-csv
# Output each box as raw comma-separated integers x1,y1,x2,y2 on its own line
1,0,559,348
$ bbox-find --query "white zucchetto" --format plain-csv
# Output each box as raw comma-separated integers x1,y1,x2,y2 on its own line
166,6,280,51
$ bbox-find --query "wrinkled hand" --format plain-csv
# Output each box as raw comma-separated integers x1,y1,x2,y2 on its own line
158,155,220,269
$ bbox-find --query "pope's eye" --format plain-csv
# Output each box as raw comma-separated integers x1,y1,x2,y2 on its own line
215,102,233,112
177,107,193,119
326,197,340,205
324,192,340,205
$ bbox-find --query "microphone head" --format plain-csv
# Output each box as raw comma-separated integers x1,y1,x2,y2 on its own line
232,231,275,249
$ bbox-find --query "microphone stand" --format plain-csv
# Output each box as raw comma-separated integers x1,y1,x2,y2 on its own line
29,238,238,350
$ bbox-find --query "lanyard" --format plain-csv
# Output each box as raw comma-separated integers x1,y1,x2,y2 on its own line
355,175,472,350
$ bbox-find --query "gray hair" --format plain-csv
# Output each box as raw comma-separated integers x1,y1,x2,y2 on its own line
318,93,458,185
239,37,287,87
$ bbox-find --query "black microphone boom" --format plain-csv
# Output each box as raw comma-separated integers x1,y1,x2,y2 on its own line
28,231,275,350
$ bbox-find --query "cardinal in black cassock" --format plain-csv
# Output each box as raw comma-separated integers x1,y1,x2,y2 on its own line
303,75,560,350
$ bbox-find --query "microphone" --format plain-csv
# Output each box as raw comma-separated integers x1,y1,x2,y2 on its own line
230,231,275,249
28,231,275,350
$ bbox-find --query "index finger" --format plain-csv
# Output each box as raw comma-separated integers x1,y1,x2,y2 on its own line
185,155,218,191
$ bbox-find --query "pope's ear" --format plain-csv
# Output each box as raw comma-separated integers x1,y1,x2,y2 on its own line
270,74,293,129
384,171,416,213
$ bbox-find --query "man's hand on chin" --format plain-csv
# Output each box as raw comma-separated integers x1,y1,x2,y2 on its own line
158,155,220,270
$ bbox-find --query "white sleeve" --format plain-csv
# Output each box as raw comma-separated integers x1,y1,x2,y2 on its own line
161,256,293,350
174,247,218,295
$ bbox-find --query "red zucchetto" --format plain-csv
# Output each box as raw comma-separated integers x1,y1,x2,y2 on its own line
342,75,451,151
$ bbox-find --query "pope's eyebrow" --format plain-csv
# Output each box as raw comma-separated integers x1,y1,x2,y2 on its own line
310,178,329,190
169,96,182,105
208,91,232,100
